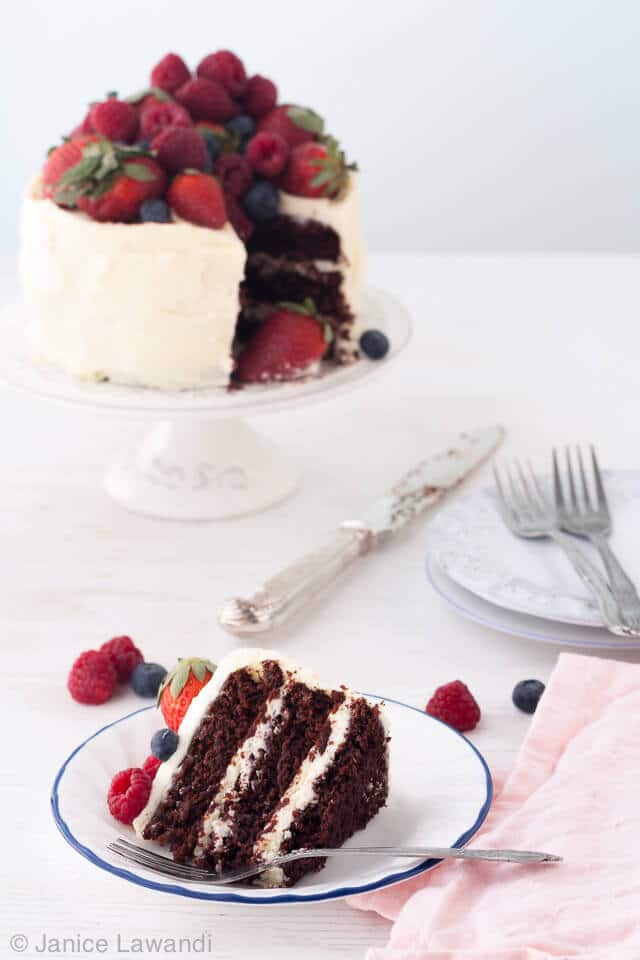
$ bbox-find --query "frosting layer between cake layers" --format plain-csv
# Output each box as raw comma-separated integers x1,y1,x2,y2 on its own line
19,182,245,390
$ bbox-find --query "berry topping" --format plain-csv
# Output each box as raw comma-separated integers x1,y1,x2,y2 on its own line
151,53,191,94
246,131,289,178
77,154,167,223
226,113,255,144
512,679,545,714
425,681,481,733
41,136,99,202
142,755,162,780
151,125,208,174
257,105,322,148
140,198,172,223
359,329,390,360
139,98,192,140
89,97,139,144
107,767,151,824
235,300,330,383
215,153,252,198
242,74,277,118
281,137,353,198
243,180,279,223
158,657,216,731
197,50,247,97
67,650,117,705
199,130,221,166
130,662,168,698
175,77,236,123
168,172,227,229
224,193,254,243
100,635,143,682
151,727,179,760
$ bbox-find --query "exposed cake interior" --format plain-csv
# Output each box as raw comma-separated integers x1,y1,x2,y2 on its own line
133,648,388,886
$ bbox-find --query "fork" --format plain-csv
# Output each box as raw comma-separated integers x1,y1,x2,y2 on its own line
107,837,561,885
493,460,626,635
553,447,640,635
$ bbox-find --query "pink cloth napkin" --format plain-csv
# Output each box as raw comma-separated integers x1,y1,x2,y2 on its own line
348,653,640,959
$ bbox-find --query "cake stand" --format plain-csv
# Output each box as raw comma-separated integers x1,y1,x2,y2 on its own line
1,287,411,520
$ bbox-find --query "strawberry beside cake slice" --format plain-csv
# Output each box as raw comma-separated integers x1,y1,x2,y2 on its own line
19,50,376,391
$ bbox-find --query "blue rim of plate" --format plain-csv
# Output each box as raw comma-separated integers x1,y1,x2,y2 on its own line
51,695,493,905
425,552,636,649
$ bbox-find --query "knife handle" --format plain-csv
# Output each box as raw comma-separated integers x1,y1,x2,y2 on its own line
219,525,373,635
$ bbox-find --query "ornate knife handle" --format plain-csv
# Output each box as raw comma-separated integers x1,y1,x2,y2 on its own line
219,525,374,635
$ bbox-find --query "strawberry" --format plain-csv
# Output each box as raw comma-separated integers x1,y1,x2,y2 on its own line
167,171,227,228
151,53,191,94
157,657,216,731
257,105,322,148
139,97,193,139
175,77,236,123
41,136,99,201
235,300,331,383
197,50,247,97
281,137,354,198
89,97,139,143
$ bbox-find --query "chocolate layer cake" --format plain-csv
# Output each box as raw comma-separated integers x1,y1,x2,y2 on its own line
133,649,389,887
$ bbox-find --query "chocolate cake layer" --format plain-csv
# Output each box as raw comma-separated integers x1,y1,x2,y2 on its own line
142,661,284,861
243,257,352,322
247,215,341,263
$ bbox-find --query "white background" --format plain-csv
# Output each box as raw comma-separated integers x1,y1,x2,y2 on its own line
3,0,639,256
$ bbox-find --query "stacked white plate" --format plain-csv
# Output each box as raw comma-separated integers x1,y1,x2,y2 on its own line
426,471,640,649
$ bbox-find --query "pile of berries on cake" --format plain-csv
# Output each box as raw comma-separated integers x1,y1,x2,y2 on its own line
41,50,354,236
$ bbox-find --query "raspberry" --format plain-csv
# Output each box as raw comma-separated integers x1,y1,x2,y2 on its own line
90,98,139,143
257,105,315,148
107,768,151,824
151,126,207,174
242,75,277,118
175,77,236,123
142,755,162,780
151,53,191,94
425,681,481,733
225,192,254,243
139,98,192,139
246,131,289,178
67,650,117,705
215,153,252,197
100,636,143,682
197,50,247,97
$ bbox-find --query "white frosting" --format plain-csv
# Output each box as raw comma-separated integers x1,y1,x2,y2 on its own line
133,648,317,837
19,182,245,390
278,173,365,320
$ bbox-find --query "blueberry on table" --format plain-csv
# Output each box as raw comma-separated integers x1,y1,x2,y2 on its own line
512,679,545,714
359,329,390,360
151,727,179,760
130,662,167,697
243,181,279,223
140,199,172,223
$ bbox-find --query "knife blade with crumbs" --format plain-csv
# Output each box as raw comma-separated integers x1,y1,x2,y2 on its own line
219,425,504,635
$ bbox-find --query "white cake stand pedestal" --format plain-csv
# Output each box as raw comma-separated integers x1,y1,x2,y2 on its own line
2,287,411,520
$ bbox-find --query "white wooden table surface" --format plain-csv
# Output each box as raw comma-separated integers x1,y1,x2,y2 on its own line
3,253,640,959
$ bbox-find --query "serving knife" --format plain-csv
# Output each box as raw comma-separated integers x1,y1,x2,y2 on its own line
219,425,504,635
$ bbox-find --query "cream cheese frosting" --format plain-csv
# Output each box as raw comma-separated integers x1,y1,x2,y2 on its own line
19,181,245,390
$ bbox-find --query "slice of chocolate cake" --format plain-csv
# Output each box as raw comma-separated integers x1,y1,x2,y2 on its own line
133,648,389,887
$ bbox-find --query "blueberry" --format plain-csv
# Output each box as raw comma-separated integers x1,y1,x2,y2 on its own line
512,679,545,714
243,181,279,223
130,662,167,697
200,131,221,166
359,329,390,360
151,727,179,761
140,199,172,223
137,138,151,151
226,114,255,140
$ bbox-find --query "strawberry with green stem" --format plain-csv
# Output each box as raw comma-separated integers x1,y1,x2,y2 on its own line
157,657,217,731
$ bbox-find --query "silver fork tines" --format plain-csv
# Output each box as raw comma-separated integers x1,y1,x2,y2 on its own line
106,838,561,886
553,446,640,634
493,459,628,636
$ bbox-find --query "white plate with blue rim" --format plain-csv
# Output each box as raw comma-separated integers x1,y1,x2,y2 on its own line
51,695,492,905
426,471,640,648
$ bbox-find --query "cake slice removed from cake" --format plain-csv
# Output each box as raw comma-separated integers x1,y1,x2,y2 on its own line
133,648,389,887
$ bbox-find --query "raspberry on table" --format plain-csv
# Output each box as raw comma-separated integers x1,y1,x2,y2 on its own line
100,636,143,682
107,768,151,824
142,755,162,780
425,680,481,733
67,650,117,705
